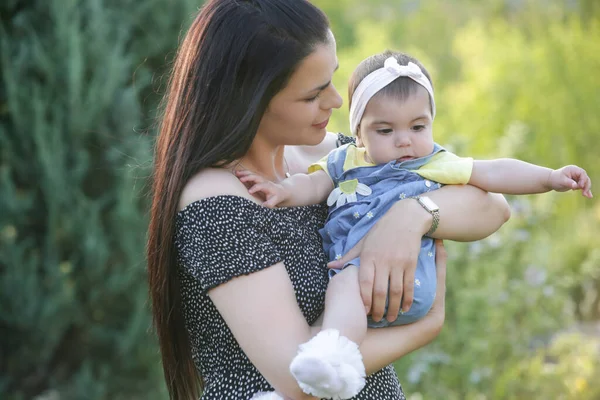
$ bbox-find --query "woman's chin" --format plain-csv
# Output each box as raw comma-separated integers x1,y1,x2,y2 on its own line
304,128,328,146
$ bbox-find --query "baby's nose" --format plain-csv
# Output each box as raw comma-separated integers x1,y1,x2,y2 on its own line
395,134,411,147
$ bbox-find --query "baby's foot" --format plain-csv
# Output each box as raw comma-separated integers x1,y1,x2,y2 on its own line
290,329,365,400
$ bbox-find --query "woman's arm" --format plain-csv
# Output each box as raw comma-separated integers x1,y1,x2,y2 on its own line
210,243,446,398
181,171,313,399
329,184,510,324
209,263,318,400
183,173,313,399
426,184,511,241
210,254,446,398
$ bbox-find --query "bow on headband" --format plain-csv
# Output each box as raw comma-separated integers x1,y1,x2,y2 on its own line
349,57,436,135
384,58,423,79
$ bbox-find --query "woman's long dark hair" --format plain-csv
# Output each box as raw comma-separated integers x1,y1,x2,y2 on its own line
147,1,330,398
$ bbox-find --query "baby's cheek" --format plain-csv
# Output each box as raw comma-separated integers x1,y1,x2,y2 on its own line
370,148,392,164
423,137,435,154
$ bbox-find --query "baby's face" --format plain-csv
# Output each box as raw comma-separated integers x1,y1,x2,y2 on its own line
357,87,434,165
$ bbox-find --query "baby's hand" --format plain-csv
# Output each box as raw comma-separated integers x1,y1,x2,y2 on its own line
549,165,593,198
235,170,289,207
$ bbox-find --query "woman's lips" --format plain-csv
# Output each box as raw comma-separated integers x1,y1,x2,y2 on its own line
313,118,329,129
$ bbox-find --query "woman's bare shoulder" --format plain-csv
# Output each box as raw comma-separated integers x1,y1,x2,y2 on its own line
178,168,257,211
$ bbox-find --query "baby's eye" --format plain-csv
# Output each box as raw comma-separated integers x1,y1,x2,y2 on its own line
376,129,393,135
412,125,426,132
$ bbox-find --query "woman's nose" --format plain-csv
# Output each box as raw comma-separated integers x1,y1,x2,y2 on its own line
322,83,343,110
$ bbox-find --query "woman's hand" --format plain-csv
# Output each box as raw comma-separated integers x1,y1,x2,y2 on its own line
358,239,447,375
328,198,432,323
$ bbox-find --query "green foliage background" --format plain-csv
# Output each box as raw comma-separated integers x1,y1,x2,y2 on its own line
1,0,598,399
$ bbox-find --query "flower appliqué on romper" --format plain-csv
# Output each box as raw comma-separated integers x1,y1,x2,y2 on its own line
327,178,372,208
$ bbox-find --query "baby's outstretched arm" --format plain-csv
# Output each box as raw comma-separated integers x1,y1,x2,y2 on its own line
469,159,593,198
236,170,334,208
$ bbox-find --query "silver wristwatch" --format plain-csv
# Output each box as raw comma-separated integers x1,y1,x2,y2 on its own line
413,196,440,236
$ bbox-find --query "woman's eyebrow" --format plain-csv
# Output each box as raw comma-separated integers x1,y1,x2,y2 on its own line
309,81,331,93
308,63,339,93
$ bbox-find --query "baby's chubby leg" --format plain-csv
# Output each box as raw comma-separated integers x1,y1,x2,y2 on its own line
289,265,366,399
322,265,367,344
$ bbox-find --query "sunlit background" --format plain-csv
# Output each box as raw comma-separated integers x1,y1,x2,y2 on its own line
1,0,599,399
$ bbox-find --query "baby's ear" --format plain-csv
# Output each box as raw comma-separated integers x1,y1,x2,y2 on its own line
356,126,364,147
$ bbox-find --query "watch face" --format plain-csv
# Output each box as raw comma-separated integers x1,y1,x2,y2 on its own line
420,196,440,212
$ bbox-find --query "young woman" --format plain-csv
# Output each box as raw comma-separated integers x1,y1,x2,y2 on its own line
146,1,511,399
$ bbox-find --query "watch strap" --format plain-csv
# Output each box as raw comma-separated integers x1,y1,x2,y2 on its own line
413,196,440,236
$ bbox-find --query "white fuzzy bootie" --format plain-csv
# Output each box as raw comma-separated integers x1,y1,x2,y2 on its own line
250,391,285,400
289,329,365,400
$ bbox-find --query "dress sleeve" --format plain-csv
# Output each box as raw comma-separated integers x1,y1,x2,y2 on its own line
336,132,355,146
175,195,282,292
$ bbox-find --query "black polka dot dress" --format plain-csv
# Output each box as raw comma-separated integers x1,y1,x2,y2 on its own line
175,194,406,399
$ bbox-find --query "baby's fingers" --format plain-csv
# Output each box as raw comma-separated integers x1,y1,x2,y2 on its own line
577,170,592,198
234,169,254,177
247,182,271,195
235,169,262,181
239,174,265,186
557,175,578,191
263,195,281,208
568,167,593,198
582,177,593,198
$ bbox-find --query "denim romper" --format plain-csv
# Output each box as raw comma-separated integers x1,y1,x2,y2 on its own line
317,143,453,327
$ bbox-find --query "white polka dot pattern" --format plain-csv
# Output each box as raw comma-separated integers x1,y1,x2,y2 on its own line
174,164,406,398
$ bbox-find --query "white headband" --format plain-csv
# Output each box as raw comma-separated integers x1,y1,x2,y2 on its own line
349,57,436,135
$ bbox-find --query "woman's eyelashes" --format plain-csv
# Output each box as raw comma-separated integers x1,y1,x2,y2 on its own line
305,92,321,102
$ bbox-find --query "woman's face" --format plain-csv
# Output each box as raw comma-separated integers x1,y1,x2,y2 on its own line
257,31,343,147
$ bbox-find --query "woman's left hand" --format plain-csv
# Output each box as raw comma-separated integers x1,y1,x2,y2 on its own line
328,198,432,323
